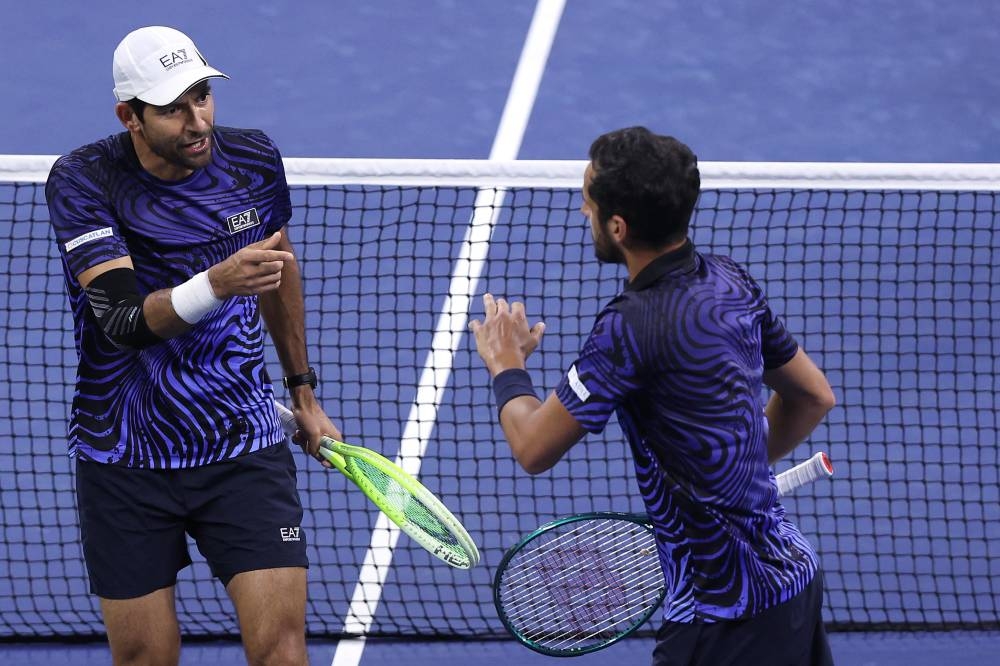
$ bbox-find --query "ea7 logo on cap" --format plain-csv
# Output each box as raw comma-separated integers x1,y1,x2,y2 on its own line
226,208,261,234
159,48,193,71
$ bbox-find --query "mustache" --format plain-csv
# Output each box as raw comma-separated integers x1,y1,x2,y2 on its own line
182,131,212,144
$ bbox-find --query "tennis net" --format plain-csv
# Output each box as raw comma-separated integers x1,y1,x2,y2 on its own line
1,156,997,639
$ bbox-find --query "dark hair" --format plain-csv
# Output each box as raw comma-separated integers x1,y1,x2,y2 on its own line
122,81,212,123
587,126,701,248
125,98,148,122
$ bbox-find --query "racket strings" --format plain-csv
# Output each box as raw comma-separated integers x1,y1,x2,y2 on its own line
504,529,654,606
351,457,469,558
513,564,662,649
507,561,661,647
499,519,663,650
505,557,660,632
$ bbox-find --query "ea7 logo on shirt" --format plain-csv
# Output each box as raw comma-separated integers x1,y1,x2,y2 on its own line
226,208,261,234
280,527,301,542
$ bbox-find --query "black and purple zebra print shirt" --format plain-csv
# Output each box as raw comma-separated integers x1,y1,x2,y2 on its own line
46,127,291,468
555,240,819,622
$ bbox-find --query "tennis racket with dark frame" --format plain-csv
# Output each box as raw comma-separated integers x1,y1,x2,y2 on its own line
274,401,480,569
493,452,834,656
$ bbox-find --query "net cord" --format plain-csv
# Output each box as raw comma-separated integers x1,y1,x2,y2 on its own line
4,154,1000,190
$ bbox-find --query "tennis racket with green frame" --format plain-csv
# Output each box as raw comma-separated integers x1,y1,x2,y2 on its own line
493,452,834,656
274,401,480,569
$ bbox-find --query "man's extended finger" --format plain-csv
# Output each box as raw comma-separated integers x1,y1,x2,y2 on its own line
482,293,495,315
251,250,294,263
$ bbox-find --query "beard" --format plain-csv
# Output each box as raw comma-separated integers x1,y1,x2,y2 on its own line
592,224,625,264
146,130,214,172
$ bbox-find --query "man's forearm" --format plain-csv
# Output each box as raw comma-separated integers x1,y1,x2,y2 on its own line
259,255,310,377
764,392,832,464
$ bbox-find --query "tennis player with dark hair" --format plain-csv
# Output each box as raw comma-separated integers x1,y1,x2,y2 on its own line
470,126,837,665
45,26,339,665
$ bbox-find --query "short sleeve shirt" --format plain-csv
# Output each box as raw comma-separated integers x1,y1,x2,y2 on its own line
46,127,291,468
555,240,818,622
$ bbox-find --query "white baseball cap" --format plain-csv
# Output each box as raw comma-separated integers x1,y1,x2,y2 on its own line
112,26,229,106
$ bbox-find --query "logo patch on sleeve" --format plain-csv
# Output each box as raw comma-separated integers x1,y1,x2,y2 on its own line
567,364,591,402
65,227,114,252
226,208,261,234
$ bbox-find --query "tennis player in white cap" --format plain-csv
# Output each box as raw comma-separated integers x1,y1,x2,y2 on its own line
45,26,339,665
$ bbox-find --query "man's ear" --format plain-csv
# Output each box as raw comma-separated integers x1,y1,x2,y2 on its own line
608,214,628,243
115,102,141,132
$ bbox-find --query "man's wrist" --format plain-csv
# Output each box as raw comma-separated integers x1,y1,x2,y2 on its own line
171,271,223,324
492,368,536,416
283,367,318,389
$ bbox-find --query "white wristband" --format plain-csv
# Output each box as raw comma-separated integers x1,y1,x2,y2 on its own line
171,271,223,324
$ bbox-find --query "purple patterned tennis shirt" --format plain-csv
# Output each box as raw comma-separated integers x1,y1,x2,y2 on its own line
555,240,819,622
46,127,291,468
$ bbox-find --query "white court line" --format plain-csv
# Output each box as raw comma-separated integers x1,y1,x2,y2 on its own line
330,1,567,664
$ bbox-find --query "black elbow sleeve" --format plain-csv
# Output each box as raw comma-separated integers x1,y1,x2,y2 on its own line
83,268,164,350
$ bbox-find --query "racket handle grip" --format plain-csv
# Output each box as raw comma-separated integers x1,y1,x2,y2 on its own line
273,401,297,436
776,451,833,496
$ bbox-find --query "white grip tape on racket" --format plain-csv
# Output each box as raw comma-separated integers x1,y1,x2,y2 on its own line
776,451,833,496
274,401,297,435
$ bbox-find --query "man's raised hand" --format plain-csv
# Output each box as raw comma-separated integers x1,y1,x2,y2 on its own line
207,231,294,297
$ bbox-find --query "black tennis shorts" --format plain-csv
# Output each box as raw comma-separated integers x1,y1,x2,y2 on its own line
76,443,308,600
651,570,834,666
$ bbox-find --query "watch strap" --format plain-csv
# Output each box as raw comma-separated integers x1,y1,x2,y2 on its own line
283,367,318,389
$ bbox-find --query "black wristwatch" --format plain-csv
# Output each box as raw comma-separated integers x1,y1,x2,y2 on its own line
283,367,318,390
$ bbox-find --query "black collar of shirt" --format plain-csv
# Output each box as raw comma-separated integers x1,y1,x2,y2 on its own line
623,239,696,292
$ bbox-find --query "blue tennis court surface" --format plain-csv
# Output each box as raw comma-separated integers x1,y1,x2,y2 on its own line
3,0,998,162
5,633,1000,665
2,2,999,665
